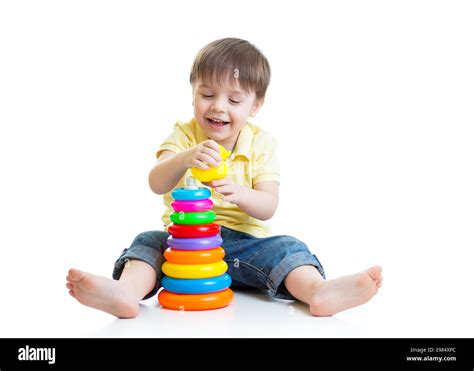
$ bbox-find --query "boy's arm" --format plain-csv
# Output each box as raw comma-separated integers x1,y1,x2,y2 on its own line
148,150,189,195
149,140,222,195
240,181,279,221
210,179,279,221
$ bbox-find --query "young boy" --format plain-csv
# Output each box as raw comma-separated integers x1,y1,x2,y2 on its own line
66,38,382,318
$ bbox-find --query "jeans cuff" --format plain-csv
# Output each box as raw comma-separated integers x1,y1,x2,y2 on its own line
268,252,326,300
112,244,165,300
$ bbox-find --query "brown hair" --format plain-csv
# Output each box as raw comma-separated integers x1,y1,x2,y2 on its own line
190,38,271,100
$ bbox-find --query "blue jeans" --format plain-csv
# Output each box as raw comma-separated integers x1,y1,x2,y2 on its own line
113,226,326,300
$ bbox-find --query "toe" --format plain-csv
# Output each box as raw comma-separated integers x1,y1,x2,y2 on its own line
66,283,73,290
68,268,87,282
69,290,75,298
366,266,382,280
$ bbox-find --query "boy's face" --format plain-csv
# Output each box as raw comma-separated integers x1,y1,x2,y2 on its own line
192,78,263,148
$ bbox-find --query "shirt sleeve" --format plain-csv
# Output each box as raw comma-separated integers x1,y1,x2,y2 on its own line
156,123,193,159
252,134,280,186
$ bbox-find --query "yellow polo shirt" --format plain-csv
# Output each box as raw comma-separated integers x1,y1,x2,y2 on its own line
156,118,279,237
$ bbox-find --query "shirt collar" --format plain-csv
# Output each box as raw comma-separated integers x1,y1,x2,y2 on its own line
193,118,252,160
230,124,252,160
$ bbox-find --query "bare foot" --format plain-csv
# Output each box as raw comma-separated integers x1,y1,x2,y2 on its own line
309,266,383,316
66,268,139,318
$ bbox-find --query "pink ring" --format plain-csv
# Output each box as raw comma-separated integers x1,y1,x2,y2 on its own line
171,199,213,212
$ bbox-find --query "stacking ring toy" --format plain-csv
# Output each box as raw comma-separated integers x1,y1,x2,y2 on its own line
167,223,221,238
171,187,211,201
170,210,216,225
161,273,231,294
158,288,233,311
164,247,225,264
162,260,228,279
167,235,222,250
171,199,213,212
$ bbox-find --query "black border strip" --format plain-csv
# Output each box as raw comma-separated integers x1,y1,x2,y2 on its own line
1,338,473,368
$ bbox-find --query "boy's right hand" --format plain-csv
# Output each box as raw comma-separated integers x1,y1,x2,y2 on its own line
184,140,222,170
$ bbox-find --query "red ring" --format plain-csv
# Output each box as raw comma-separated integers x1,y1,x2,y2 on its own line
167,223,221,238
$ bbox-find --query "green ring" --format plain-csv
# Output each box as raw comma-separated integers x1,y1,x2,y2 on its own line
170,210,216,225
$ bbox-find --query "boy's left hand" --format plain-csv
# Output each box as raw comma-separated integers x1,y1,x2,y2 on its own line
207,177,247,204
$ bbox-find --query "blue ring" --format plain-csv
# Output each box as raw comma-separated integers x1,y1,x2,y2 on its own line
161,273,232,294
171,187,211,201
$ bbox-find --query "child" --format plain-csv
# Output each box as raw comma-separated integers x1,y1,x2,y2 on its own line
66,38,382,318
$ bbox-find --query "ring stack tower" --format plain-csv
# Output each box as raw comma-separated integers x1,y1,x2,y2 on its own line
158,177,233,311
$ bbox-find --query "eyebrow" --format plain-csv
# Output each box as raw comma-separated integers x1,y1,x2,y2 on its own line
198,84,245,96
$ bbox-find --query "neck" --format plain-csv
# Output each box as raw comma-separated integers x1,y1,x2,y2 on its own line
217,131,241,153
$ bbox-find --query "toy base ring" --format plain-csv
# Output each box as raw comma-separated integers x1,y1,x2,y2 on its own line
158,288,233,311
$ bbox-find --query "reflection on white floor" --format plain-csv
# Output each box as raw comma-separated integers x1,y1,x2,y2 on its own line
4,279,473,338
82,288,367,338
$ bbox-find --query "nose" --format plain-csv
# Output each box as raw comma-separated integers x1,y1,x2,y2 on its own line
210,96,226,112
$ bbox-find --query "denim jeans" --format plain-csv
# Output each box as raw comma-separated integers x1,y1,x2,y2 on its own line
113,226,326,300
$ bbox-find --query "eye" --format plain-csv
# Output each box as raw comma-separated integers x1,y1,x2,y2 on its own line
229,99,241,104
202,94,214,99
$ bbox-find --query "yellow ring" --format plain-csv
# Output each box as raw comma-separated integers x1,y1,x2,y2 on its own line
162,260,228,279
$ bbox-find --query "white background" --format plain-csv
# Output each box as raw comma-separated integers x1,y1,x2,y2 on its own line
0,0,473,337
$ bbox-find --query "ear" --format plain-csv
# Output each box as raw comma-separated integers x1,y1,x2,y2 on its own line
250,97,265,117
191,83,197,106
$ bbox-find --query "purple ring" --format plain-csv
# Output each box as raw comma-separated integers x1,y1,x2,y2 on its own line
167,235,223,250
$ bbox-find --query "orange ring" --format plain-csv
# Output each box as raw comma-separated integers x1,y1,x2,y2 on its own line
164,247,225,265
158,288,233,311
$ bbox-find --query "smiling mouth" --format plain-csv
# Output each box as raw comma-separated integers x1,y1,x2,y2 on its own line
206,117,230,127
